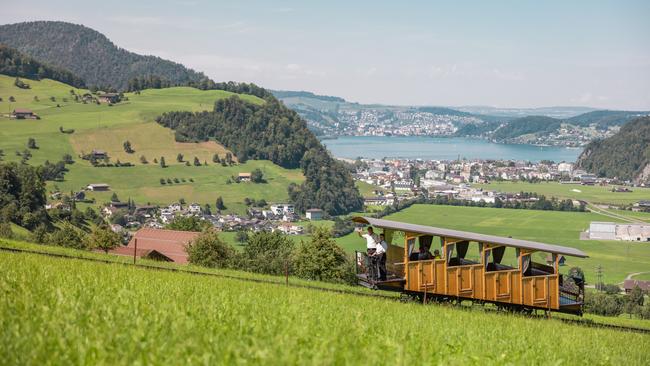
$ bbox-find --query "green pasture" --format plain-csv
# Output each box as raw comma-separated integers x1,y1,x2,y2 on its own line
2,250,648,365
477,181,650,205
336,204,650,284
0,75,304,213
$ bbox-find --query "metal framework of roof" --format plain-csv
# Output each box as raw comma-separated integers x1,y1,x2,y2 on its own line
352,216,588,258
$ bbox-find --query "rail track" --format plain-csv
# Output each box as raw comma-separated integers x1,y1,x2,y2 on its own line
1,245,649,335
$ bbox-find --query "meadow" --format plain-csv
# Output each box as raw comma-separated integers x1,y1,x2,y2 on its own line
477,181,650,206
0,75,303,213
336,204,650,284
1,250,648,365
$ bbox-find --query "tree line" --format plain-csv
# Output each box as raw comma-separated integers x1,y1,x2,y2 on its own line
157,96,363,215
0,45,86,88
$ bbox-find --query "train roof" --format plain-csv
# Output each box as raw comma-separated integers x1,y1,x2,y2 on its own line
352,216,588,258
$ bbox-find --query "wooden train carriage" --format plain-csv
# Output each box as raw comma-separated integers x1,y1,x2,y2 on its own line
352,217,588,315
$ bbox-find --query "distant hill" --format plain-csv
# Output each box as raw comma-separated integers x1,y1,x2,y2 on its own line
492,116,563,140
577,117,650,182
272,90,346,103
417,106,474,117
567,110,649,129
0,44,85,88
0,21,207,90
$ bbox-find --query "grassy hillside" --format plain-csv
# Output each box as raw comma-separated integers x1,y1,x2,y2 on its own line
336,204,650,284
0,75,303,212
477,181,650,206
2,250,648,364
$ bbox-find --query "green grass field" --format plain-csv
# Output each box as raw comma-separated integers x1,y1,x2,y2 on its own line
0,75,303,213
336,204,650,284
2,249,648,364
477,181,650,206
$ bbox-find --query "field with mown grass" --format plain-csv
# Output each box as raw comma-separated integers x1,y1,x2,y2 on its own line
1,249,648,365
476,181,650,206
336,204,650,284
0,75,303,213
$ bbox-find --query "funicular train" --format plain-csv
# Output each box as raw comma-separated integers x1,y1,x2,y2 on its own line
352,217,588,315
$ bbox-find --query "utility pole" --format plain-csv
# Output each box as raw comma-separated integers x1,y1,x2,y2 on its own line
595,264,603,291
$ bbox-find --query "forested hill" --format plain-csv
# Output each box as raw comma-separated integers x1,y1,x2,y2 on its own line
491,116,562,140
271,90,346,103
0,45,86,88
0,21,207,90
577,117,650,182
157,96,363,215
567,110,649,129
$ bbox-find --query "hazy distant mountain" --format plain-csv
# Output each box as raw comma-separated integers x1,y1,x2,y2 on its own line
567,110,650,129
272,90,346,103
577,117,650,183
0,21,207,90
455,106,597,119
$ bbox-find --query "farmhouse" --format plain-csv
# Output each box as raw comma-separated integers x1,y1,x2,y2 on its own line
306,208,324,220
97,93,120,104
87,183,110,191
90,150,108,159
11,108,38,119
270,203,295,215
587,221,650,242
238,172,252,182
108,228,201,263
623,279,650,293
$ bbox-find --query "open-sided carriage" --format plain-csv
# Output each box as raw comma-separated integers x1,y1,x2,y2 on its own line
353,217,588,315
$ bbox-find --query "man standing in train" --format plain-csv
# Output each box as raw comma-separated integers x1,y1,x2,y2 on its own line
374,233,388,281
357,226,379,280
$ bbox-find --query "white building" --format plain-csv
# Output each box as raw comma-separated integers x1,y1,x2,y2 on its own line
188,203,202,214
557,162,574,174
306,208,324,220
588,222,650,242
270,203,295,215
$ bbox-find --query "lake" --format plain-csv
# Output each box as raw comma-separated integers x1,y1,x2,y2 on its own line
322,136,582,162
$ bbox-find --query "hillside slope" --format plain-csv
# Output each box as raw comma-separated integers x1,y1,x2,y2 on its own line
0,45,85,88
577,117,650,182
0,74,307,213
0,21,207,90
2,250,648,365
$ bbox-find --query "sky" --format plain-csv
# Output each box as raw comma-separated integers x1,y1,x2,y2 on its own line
2,0,650,109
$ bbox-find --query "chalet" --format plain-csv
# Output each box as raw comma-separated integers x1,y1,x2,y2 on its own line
90,150,108,159
97,93,120,104
87,183,110,191
188,203,202,214
623,279,650,293
238,172,252,182
275,223,304,235
270,203,294,215
306,208,324,221
12,108,39,119
107,228,201,263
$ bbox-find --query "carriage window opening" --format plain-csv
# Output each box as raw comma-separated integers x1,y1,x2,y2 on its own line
446,241,480,266
408,236,435,261
485,246,519,272
523,252,556,277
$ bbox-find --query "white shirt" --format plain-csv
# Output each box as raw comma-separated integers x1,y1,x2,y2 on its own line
362,233,378,249
375,240,388,255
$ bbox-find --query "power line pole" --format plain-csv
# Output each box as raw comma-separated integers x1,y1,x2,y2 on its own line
595,264,603,291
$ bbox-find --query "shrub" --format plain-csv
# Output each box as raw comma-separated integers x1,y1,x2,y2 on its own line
0,222,13,239
89,226,122,253
239,231,293,275
165,216,208,232
48,222,88,249
292,228,356,285
584,292,623,317
187,230,234,268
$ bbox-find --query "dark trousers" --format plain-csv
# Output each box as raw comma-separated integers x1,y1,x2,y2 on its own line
377,253,387,281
